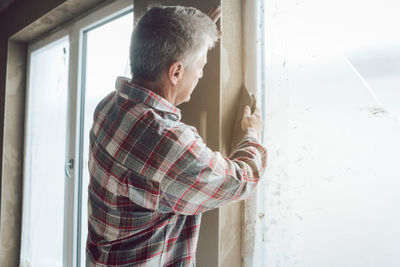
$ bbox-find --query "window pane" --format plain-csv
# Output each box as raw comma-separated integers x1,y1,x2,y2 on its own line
79,11,133,266
252,0,400,266
20,37,69,267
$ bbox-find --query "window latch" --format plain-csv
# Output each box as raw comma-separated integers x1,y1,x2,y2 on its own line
65,159,74,178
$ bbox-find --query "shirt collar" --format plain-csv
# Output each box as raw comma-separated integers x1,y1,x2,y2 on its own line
115,76,181,121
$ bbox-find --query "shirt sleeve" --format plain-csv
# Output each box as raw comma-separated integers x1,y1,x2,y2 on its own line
156,124,267,215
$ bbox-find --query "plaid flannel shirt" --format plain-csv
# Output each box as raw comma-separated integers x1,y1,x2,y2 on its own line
86,77,267,266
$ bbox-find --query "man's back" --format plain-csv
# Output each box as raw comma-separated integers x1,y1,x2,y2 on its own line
86,77,266,266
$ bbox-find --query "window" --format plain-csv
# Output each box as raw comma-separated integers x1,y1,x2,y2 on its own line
20,1,133,266
21,35,69,267
78,10,133,267
245,0,400,266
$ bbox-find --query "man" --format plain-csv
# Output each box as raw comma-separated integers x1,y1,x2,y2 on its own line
87,5,267,266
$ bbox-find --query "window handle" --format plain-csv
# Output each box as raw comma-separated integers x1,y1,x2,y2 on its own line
65,159,74,178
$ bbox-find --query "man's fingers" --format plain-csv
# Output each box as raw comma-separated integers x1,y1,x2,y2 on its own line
206,6,215,17
241,105,263,133
207,5,221,23
208,6,220,18
243,105,251,117
207,6,222,38
209,12,220,23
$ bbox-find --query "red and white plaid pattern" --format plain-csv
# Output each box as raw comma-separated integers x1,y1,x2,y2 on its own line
86,76,267,266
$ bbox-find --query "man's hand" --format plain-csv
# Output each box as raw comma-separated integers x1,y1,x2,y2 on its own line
241,105,263,136
207,5,222,37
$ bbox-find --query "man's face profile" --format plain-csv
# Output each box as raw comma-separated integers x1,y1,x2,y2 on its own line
175,48,208,105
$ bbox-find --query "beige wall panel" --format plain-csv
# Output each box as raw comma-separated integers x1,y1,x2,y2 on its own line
220,201,242,267
220,0,243,157
220,0,243,266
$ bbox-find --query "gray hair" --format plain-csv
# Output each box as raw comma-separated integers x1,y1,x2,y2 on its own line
130,6,219,82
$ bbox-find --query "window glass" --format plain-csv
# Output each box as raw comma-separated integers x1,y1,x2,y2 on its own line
249,0,400,266
20,37,69,267
79,11,133,266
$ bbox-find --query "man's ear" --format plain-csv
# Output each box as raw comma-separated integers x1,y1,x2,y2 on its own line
168,61,184,85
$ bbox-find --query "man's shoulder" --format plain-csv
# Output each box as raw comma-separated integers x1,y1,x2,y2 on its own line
94,92,175,128
92,92,185,153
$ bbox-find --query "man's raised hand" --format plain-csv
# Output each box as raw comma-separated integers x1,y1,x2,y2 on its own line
207,5,222,37
241,105,263,137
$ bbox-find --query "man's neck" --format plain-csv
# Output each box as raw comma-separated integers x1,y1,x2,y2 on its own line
132,77,177,106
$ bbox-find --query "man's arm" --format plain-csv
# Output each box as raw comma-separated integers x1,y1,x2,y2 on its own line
157,106,266,215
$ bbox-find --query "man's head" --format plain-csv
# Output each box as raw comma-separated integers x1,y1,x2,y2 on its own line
130,6,219,105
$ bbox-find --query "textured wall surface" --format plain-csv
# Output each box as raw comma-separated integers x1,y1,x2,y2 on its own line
219,0,244,266
1,40,26,267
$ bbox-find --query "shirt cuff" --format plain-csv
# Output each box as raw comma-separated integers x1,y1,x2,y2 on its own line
244,128,261,142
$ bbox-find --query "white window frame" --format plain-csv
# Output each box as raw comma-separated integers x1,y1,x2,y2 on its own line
22,1,133,266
